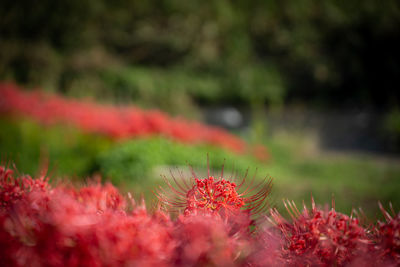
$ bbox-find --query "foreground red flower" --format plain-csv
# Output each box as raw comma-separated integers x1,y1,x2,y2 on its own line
0,165,50,210
171,213,253,266
0,166,176,266
1,163,400,266
367,203,400,266
269,198,370,266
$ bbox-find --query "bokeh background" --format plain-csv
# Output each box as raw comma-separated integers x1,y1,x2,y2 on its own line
1,0,400,217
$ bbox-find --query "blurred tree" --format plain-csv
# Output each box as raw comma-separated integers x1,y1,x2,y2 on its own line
0,0,399,110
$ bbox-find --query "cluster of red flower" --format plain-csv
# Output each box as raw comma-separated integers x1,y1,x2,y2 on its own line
1,164,399,266
0,83,269,160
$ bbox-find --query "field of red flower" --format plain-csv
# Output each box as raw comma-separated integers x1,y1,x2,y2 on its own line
1,164,399,266
0,83,268,160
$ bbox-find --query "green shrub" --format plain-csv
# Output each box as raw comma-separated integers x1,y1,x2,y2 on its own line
97,137,261,184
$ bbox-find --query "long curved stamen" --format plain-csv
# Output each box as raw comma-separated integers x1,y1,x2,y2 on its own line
157,164,272,219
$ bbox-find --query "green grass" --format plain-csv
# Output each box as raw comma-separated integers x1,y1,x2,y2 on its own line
1,117,399,219
263,132,400,219
0,117,112,180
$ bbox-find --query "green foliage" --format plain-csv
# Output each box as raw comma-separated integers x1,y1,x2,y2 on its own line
384,109,400,135
0,117,111,179
0,117,258,183
100,65,283,115
97,137,259,184
2,0,398,109
99,67,219,117
383,108,400,151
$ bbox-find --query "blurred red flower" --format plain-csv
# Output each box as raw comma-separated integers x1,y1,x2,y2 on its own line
1,163,399,266
269,198,370,266
0,83,271,159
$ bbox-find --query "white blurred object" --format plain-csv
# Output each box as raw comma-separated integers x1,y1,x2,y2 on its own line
205,107,244,129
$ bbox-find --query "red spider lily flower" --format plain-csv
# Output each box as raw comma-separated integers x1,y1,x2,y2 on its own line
171,213,252,266
62,181,127,212
4,163,400,266
185,176,245,215
0,165,50,209
1,191,176,266
157,161,272,220
269,198,369,266
0,165,176,267
367,203,400,266
246,225,285,266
